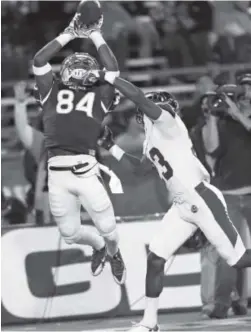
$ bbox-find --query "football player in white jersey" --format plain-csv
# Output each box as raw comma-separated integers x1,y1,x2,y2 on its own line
91,70,251,332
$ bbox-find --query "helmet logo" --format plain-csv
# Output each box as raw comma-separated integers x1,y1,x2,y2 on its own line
71,68,87,79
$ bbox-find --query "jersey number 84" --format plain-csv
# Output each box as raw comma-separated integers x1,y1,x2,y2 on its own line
56,90,95,118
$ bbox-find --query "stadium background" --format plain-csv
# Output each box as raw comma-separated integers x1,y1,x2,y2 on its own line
1,0,251,329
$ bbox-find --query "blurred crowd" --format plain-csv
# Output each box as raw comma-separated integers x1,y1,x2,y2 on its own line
2,1,251,81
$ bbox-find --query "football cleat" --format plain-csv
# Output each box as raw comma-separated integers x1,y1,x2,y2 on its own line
128,323,160,332
91,245,107,276
110,249,126,285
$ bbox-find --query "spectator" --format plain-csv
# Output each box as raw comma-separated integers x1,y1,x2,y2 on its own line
177,1,213,66
182,76,215,130
101,1,133,71
1,189,27,225
13,81,52,225
163,1,212,68
191,85,251,318
122,1,160,58
212,2,251,64
237,72,251,112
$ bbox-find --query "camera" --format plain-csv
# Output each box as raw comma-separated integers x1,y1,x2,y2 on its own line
203,84,245,116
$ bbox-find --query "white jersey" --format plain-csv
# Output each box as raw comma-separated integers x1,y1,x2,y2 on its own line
143,110,210,195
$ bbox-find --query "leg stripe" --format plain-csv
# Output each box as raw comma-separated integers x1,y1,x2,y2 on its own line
195,183,238,247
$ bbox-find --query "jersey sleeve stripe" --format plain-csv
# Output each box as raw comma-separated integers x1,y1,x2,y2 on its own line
41,85,53,105
101,101,109,113
33,63,52,76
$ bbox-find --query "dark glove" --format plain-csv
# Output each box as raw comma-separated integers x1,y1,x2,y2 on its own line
183,229,208,251
81,70,100,86
97,126,115,150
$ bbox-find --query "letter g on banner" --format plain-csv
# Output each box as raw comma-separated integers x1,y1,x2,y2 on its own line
1,227,121,319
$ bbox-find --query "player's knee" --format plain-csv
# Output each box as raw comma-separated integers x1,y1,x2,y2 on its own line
92,192,112,213
147,251,166,273
59,224,81,245
49,201,68,219
96,216,117,240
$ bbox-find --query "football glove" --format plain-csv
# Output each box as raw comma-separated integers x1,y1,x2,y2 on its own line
97,126,115,150
74,0,103,38
62,14,81,38
80,70,99,87
183,229,208,251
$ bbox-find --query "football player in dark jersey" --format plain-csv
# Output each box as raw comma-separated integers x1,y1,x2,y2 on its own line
32,7,126,284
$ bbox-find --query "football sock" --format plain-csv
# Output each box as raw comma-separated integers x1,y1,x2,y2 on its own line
105,238,119,257
141,297,159,328
146,252,165,297
103,229,119,257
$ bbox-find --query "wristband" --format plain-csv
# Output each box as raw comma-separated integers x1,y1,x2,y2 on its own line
104,71,120,85
55,33,74,47
109,145,125,161
90,31,106,49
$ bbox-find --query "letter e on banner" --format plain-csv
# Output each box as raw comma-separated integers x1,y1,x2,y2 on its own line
2,227,121,319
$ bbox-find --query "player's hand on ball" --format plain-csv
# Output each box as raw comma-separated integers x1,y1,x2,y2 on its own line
73,0,103,38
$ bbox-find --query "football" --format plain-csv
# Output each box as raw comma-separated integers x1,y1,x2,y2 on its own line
75,0,103,27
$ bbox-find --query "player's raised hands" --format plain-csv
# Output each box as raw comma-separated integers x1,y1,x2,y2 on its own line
73,0,104,38
63,14,81,39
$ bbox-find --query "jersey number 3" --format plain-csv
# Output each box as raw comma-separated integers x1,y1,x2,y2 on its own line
149,147,173,181
56,90,95,117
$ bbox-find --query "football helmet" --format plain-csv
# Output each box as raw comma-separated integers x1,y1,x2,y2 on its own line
60,52,100,90
136,91,179,124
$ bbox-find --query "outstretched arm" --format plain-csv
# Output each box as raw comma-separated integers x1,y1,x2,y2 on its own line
33,18,77,102
95,72,166,120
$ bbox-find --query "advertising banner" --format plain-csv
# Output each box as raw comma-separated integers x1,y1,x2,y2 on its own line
1,222,201,324
2,222,251,325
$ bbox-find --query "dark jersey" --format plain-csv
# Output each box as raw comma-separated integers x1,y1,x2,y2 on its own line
42,79,110,157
